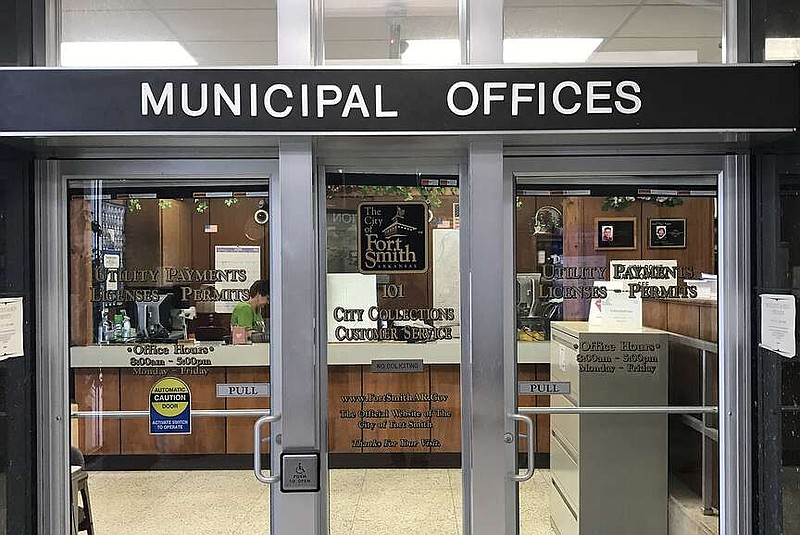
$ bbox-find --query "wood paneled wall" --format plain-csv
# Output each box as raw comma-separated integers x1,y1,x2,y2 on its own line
74,364,548,457
69,195,271,343
73,366,270,456
516,196,716,320
69,199,94,346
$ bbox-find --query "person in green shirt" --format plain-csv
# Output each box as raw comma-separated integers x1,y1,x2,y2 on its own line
231,279,269,330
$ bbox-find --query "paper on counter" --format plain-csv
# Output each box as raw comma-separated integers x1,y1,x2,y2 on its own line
760,294,797,358
0,297,24,361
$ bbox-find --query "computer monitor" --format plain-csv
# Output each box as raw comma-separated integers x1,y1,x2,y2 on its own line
134,288,184,340
516,273,541,318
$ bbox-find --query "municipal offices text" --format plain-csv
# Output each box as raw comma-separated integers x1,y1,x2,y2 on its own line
140,80,643,119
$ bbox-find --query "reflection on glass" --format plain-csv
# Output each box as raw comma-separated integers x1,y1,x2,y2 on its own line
515,186,719,534
761,0,800,60
67,181,271,534
326,175,462,535
324,0,459,64
60,0,278,66
503,0,722,64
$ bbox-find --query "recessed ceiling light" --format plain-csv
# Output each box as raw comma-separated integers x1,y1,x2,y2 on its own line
504,38,603,64
61,41,198,67
765,38,800,61
401,39,461,66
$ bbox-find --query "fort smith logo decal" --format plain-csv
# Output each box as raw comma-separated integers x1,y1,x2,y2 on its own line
357,202,428,274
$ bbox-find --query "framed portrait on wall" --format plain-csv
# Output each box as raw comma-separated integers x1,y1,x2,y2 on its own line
594,217,637,250
649,218,687,248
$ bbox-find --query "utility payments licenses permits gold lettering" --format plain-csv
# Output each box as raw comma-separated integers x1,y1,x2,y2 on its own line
358,202,428,274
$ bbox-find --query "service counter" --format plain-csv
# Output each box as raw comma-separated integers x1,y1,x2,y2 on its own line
71,340,551,458
70,339,551,367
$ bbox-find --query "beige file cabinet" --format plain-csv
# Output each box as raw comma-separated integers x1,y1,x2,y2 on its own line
548,321,669,535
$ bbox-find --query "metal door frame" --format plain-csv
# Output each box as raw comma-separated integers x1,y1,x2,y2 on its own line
501,153,749,535
35,158,280,535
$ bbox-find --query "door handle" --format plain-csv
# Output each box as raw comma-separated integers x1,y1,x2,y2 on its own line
509,413,535,483
253,413,282,484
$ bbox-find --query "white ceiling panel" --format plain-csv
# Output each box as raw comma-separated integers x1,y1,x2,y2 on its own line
589,49,699,63
504,0,640,6
62,11,175,41
645,0,721,5
599,36,722,62
149,0,276,8
156,10,277,41
617,5,721,38
182,41,277,65
325,40,393,60
63,0,149,11
504,6,635,38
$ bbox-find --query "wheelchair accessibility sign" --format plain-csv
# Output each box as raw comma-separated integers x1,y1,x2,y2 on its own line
149,377,191,435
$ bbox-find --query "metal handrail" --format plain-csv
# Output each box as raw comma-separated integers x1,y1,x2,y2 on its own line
253,413,281,485
517,405,718,415
71,409,271,419
667,332,718,354
510,413,535,483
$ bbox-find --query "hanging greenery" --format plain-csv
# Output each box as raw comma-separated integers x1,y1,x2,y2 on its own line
194,199,209,214
127,198,142,211
223,197,239,207
158,199,173,209
326,185,447,208
602,196,684,211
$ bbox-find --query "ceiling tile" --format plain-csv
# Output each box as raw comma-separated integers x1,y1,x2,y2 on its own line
63,0,149,11
62,10,175,41
597,36,722,62
504,6,635,38
151,0,276,8
504,0,640,6
155,9,277,41
616,5,722,38
181,41,277,65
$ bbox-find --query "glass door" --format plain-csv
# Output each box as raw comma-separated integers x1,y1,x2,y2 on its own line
323,172,463,535
511,172,721,535
66,173,274,534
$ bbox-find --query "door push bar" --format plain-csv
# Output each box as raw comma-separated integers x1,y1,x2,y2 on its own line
517,405,718,415
254,413,282,485
509,413,535,483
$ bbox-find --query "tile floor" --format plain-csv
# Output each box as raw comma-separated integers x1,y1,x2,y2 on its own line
84,468,556,535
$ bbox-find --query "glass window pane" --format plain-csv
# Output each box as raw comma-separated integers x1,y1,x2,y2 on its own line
503,0,723,64
758,0,800,60
514,181,720,534
67,179,271,534
325,173,462,535
60,0,277,66
324,0,460,65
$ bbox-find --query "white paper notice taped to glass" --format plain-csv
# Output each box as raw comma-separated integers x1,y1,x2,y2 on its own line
0,297,24,361
760,294,797,358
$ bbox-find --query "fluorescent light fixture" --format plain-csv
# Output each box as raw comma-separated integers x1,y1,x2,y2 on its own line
61,41,197,67
589,50,698,64
765,38,800,60
399,37,603,65
401,39,460,65
503,38,603,64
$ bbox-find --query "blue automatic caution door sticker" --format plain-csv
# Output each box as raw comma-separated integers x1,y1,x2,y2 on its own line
149,377,191,435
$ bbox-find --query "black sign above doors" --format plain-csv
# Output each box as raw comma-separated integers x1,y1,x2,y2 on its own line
0,65,797,135
358,202,428,274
